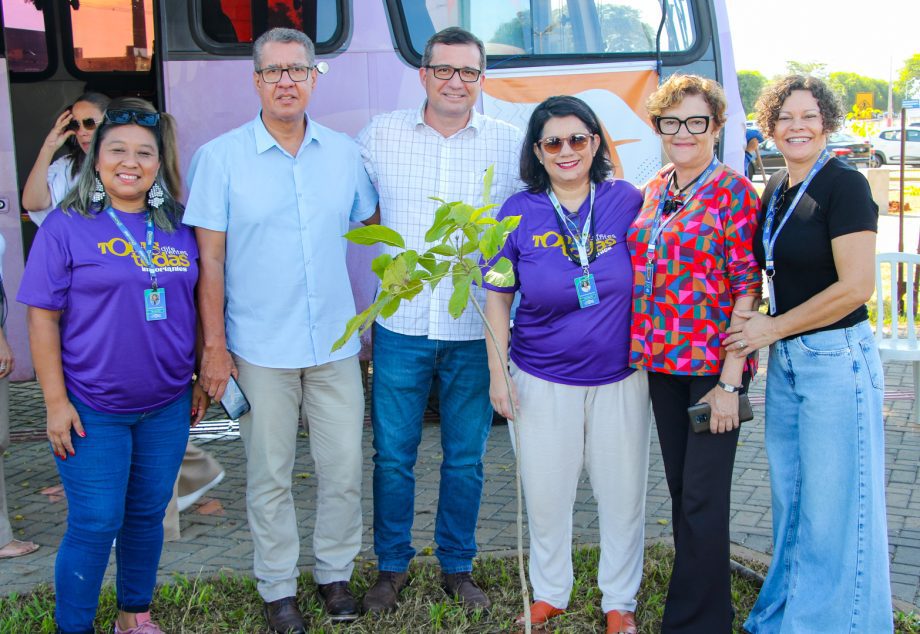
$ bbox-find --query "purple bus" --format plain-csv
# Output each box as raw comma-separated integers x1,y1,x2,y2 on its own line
0,0,744,377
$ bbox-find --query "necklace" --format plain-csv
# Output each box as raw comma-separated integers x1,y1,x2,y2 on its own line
663,165,711,215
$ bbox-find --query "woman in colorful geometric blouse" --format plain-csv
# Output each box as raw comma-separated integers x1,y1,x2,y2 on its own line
627,74,760,633
730,76,891,634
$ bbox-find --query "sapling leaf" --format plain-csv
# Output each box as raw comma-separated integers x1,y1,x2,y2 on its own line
459,239,480,256
468,266,483,288
462,224,479,243
344,225,406,248
427,243,457,257
484,257,515,287
428,262,451,289
448,282,471,318
417,253,438,274
449,203,474,226
371,253,393,280
378,295,402,319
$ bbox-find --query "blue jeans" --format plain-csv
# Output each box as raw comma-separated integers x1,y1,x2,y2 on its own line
744,321,892,634
54,390,190,634
371,324,492,573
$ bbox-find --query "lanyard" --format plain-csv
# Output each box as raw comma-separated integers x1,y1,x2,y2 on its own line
643,156,719,295
548,182,595,275
106,207,159,290
762,149,831,277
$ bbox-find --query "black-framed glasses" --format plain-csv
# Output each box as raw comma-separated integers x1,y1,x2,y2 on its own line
426,65,482,83
655,115,711,135
256,65,316,83
537,133,592,154
65,117,101,132
104,109,160,127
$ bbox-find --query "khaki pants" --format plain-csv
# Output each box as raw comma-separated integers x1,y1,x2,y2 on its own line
234,354,364,601
163,442,224,541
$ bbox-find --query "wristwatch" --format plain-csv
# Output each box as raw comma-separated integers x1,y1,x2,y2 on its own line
717,380,742,393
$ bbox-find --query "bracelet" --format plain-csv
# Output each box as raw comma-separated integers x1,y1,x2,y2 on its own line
717,380,742,393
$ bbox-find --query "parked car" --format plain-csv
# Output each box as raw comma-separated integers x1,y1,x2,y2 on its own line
756,132,876,176
871,128,920,166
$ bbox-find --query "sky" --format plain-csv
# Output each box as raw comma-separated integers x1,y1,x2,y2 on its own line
725,0,918,84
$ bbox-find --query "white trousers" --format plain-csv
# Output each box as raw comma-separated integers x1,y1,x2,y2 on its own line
234,354,364,601
509,364,652,612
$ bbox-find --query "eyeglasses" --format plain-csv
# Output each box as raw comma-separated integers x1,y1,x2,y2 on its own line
104,109,160,127
426,65,482,83
536,133,592,154
65,117,101,133
655,116,711,135
256,65,317,83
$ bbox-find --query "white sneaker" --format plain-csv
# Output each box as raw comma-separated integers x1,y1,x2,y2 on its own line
176,470,225,512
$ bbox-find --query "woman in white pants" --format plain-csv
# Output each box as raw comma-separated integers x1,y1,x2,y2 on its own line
484,96,651,634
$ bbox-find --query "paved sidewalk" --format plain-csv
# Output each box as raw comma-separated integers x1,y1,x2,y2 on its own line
2,353,918,613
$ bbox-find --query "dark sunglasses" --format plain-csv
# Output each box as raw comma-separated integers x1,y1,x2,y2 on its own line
65,117,101,132
537,133,592,154
104,109,161,127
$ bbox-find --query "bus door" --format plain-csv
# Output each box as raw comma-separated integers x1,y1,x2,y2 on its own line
1,0,159,377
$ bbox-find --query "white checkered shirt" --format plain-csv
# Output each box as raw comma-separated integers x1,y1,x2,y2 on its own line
357,105,523,341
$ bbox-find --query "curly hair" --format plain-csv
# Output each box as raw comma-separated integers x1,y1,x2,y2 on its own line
755,75,843,138
646,74,727,129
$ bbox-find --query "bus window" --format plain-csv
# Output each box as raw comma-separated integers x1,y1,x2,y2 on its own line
200,0,341,47
396,0,695,61
2,0,49,73
68,0,154,72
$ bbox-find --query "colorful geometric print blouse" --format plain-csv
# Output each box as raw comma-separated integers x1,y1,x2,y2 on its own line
627,166,761,376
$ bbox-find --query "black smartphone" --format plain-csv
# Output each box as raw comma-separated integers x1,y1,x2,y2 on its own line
688,402,711,434
220,376,251,420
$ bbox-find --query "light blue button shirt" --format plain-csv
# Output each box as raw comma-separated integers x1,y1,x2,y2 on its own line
184,114,378,369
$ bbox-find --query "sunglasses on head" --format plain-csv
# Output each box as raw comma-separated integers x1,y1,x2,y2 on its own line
104,109,160,127
536,133,592,154
65,117,101,132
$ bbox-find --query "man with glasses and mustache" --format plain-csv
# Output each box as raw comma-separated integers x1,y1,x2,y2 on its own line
356,26,522,615
184,27,378,633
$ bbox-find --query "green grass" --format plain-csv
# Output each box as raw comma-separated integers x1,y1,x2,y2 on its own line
1,544,917,633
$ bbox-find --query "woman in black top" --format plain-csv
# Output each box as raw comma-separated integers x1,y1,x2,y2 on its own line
726,75,892,633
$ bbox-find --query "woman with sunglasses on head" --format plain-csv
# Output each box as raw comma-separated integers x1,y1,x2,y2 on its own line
627,74,760,633
730,76,891,634
484,96,651,634
22,92,111,226
17,97,207,634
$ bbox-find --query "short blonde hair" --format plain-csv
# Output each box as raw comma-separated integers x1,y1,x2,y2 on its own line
646,74,727,129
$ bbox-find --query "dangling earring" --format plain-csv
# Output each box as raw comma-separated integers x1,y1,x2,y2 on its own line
91,173,105,203
147,182,165,209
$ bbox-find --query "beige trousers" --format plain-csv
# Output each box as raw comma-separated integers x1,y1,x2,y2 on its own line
233,354,364,601
163,442,224,541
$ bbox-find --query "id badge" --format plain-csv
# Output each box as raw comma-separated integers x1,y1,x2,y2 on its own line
575,274,600,309
766,277,777,315
144,288,167,321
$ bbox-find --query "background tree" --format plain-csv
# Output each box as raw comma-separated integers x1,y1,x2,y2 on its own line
785,60,828,79
737,70,767,116
828,71,900,113
896,53,920,98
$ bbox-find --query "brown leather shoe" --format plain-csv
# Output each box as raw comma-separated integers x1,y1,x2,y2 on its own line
361,571,409,614
316,581,359,622
263,596,306,634
443,571,491,611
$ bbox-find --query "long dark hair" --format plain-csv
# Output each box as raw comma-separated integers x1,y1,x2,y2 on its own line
62,92,111,178
59,97,184,232
520,95,613,193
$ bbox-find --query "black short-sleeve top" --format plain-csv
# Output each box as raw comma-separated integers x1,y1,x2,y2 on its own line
753,157,878,337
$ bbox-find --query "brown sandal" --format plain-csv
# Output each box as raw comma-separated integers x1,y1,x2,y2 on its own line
515,600,565,626
605,609,637,634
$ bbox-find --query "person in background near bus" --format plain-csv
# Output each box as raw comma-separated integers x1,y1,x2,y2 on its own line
356,26,522,615
21,92,110,226
17,97,206,634
731,75,892,634
744,124,764,180
185,27,379,632
483,96,650,634
0,233,40,561
628,74,760,633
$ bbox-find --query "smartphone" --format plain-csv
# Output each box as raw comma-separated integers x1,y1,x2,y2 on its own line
688,402,711,434
220,376,251,420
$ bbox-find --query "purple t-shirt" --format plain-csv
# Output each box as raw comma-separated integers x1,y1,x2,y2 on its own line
484,179,641,386
18,208,199,413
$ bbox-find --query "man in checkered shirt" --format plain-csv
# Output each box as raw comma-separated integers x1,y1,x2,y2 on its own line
356,26,522,614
